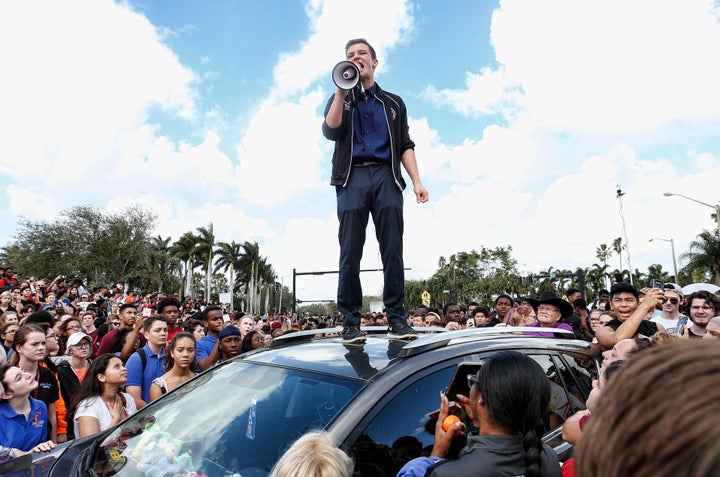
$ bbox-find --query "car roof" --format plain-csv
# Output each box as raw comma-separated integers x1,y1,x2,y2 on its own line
240,326,597,380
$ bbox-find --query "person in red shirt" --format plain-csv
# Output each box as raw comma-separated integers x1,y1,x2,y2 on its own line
155,297,182,341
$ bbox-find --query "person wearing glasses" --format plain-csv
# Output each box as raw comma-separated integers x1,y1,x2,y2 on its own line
57,332,92,440
650,289,686,335
58,318,82,357
240,330,266,354
398,351,561,477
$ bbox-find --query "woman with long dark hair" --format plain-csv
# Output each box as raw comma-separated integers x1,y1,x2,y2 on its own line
240,330,266,354
399,351,561,477
148,332,197,401
68,354,137,438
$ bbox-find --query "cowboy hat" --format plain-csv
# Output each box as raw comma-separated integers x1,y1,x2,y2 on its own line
527,291,574,319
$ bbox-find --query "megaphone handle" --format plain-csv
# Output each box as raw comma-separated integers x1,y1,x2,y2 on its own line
351,83,367,108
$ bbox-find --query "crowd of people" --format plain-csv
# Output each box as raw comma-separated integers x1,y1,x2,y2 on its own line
1,263,719,476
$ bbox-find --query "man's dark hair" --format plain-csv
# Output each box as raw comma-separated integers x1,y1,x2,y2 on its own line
567,288,580,296
599,289,610,296
442,302,458,315
119,303,137,312
610,282,639,300
25,310,54,327
573,298,588,310
475,305,491,317
684,291,720,315
345,38,376,60
202,305,222,321
495,294,513,305
156,296,181,314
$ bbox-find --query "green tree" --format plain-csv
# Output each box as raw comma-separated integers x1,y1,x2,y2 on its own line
193,224,215,303
1,205,157,290
170,232,199,298
584,263,609,297
424,247,520,306
215,240,244,306
147,235,180,294
645,264,671,287
681,230,720,284
612,237,625,274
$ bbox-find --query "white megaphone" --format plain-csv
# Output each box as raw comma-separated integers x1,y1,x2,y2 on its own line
332,61,361,90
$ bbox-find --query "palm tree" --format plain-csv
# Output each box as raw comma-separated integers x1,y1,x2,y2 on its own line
148,235,177,293
595,243,612,289
612,237,625,274
681,230,720,284
585,263,609,296
215,240,244,308
171,232,199,298
193,224,215,303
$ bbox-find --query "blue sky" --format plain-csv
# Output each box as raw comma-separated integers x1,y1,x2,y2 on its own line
1,0,719,302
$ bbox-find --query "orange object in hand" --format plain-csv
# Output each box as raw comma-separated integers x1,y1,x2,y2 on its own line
442,415,461,431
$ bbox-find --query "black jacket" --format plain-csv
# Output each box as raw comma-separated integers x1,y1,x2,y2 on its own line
57,360,89,440
322,83,414,189
427,435,561,477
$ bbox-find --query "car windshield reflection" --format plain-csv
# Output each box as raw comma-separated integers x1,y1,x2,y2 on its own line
88,361,363,477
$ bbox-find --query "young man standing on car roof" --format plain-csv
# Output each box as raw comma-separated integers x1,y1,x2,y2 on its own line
322,38,428,344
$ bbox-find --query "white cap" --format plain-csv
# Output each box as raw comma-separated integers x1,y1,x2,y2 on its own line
66,332,91,348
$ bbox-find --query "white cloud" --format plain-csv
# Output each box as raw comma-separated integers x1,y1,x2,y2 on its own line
492,0,720,132
422,67,523,118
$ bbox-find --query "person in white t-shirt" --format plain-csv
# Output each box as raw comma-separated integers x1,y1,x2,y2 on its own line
650,290,687,335
69,354,137,438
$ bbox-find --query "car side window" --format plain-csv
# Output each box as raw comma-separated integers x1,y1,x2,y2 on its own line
530,354,586,425
348,366,455,477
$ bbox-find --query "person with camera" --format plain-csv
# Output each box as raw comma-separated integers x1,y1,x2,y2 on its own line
595,282,666,350
322,38,428,344
650,289,686,335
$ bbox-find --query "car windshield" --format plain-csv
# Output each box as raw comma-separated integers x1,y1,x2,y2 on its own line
87,360,363,477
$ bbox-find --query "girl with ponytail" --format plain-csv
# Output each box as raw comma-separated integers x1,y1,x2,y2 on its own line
398,351,561,477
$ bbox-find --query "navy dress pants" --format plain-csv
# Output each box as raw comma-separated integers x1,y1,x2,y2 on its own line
336,164,405,327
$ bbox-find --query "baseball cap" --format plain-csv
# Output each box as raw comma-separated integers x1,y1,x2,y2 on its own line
66,332,92,348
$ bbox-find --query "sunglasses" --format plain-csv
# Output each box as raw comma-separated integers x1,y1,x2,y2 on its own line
109,322,121,327
663,297,679,305
467,373,480,390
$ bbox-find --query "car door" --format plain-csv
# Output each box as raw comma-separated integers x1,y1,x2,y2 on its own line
344,363,457,477
345,348,597,475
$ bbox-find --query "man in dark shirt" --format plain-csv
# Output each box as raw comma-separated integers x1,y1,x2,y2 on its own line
595,282,666,349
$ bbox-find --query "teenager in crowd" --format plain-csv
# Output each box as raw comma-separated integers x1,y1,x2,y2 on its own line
149,332,197,400
0,364,56,456
57,332,93,440
69,354,137,439
8,324,59,442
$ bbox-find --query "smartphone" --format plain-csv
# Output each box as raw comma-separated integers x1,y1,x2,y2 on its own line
466,318,475,328
445,362,484,401
650,279,664,290
142,307,152,317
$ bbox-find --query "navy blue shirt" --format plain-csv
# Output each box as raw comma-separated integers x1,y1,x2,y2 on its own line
352,84,390,163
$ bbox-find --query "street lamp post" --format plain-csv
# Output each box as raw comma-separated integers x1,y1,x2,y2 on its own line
663,192,720,230
649,238,678,281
